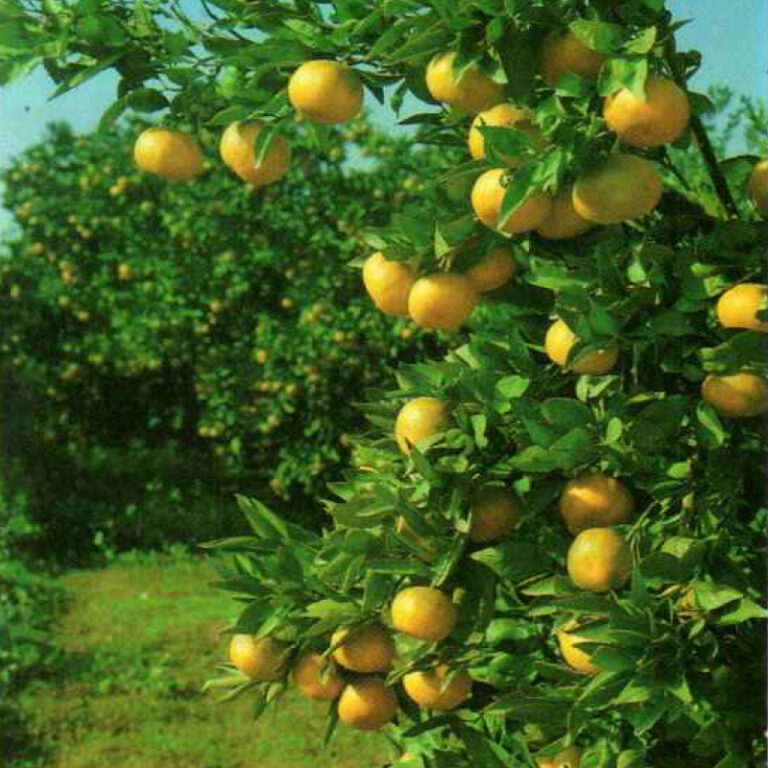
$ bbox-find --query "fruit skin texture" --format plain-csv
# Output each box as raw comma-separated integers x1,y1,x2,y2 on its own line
133,127,203,181
716,283,768,332
567,528,632,592
748,159,768,214
391,586,457,642
472,168,553,234
362,252,416,316
465,248,517,293
331,623,395,673
292,652,345,700
402,665,472,711
395,397,449,455
701,373,768,419
538,30,604,86
229,635,287,681
288,60,363,124
545,319,618,375
219,121,291,186
557,619,600,675
603,76,690,148
572,154,662,225
425,52,504,114
469,486,521,543
407,274,477,331
337,678,398,730
535,186,594,240
560,474,634,535
553,747,584,768
468,103,541,165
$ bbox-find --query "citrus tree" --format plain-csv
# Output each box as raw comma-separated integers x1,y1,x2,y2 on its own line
3,1,767,766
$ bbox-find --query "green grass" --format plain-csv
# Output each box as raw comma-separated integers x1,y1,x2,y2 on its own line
14,549,390,768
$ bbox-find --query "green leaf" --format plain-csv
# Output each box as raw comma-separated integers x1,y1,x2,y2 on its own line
236,495,290,541
495,375,530,399
471,542,549,583
511,445,558,473
569,20,624,54
127,88,169,113
598,57,648,98
304,599,360,623
541,399,593,431
332,495,394,528
549,428,595,470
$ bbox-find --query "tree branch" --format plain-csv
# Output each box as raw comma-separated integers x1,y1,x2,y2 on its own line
663,38,740,219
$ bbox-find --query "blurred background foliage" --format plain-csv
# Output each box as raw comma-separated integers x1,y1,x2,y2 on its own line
0,117,455,563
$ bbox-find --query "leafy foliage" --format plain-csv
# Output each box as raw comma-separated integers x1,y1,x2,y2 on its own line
2,1,766,767
0,120,449,558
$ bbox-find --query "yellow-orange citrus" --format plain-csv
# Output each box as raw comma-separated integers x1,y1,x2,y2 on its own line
554,747,584,768
559,474,634,535
402,665,472,711
362,252,416,316
557,619,600,675
425,52,504,114
337,678,398,730
288,59,364,124
535,186,594,240
331,624,395,673
545,319,618,375
219,120,291,186
394,397,449,455
468,103,541,165
701,373,768,418
747,159,768,214
472,168,553,234
228,634,287,681
567,527,632,592
469,486,521,543
716,283,768,332
538,30,604,86
603,76,690,148
572,154,663,224
391,586,457,642
292,652,345,700
465,248,517,293
407,273,477,331
133,127,203,181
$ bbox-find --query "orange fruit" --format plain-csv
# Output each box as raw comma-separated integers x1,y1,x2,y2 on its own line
701,373,768,418
469,486,521,543
395,397,449,455
425,52,504,114
557,620,600,675
331,624,395,673
572,154,662,224
402,665,472,711
292,652,345,700
337,678,398,730
133,127,203,181
716,283,768,331
566,528,632,592
748,159,768,214
407,273,477,331
471,168,553,234
465,248,517,292
559,474,634,535
538,30,604,86
288,60,364,124
362,252,416,316
391,586,457,642
219,120,291,186
535,186,594,240
545,319,618,375
554,747,584,768
603,76,690,148
228,634,287,681
468,103,542,165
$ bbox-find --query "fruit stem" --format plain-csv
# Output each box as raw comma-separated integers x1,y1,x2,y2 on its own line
662,39,740,220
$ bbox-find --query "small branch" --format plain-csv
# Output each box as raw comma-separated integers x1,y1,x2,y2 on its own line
663,38,740,219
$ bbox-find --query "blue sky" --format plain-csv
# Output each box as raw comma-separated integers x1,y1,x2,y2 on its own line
1,0,766,230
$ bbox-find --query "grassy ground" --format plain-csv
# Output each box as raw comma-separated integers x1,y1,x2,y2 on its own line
13,549,389,768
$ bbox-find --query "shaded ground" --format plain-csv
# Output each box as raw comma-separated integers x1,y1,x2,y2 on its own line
13,551,388,768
